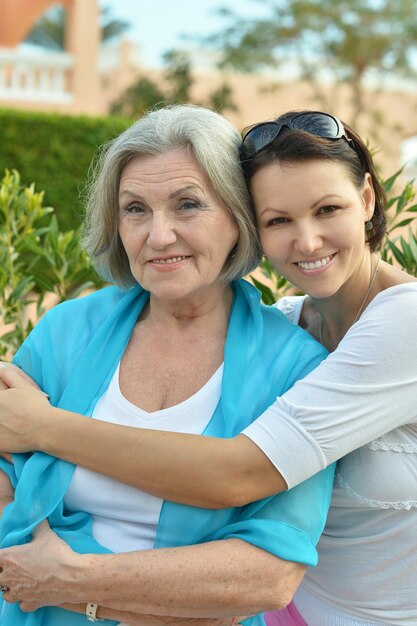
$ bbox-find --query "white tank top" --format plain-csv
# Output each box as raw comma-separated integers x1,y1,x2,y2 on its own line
64,362,223,553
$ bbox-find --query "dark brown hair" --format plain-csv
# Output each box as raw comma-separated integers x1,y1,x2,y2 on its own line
243,110,387,251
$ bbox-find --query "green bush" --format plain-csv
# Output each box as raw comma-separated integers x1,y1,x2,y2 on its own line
0,169,102,358
0,109,129,231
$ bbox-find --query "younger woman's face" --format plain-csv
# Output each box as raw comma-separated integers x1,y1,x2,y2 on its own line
251,159,374,299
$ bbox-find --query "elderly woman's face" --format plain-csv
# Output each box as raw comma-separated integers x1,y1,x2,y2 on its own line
118,148,239,300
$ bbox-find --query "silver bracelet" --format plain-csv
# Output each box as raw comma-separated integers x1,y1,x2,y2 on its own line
86,602,103,622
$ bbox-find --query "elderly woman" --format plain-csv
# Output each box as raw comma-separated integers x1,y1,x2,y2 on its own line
0,105,334,626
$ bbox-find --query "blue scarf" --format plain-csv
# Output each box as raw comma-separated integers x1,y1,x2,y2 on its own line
1,279,334,625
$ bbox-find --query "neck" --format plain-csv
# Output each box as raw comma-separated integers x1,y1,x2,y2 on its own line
315,253,380,351
144,283,235,330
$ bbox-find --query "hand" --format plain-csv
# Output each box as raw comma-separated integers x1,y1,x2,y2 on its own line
0,523,248,624
0,362,41,391
0,367,51,452
0,520,80,612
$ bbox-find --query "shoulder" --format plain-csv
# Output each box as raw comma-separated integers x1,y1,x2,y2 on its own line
234,279,326,368
45,285,127,325
273,295,307,325
259,300,328,390
14,285,143,393
16,285,137,363
369,281,417,308
358,282,417,333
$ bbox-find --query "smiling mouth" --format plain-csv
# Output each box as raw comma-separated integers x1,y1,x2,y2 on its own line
296,254,335,270
151,256,188,264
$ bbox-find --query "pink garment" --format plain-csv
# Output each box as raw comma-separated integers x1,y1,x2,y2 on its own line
264,603,308,626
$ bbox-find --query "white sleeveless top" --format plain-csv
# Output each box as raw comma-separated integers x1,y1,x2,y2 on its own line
64,362,223,553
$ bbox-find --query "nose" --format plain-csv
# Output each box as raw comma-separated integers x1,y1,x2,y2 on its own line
146,213,177,249
293,222,323,256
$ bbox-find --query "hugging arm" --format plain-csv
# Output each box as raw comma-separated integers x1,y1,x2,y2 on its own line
0,521,305,617
2,286,415,506
0,367,287,507
0,431,333,618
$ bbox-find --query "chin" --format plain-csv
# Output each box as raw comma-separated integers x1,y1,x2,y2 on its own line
307,286,340,300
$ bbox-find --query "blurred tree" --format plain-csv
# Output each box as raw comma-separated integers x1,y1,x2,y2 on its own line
208,0,417,126
110,48,238,118
25,4,129,49
110,77,166,118
163,49,194,102
207,82,238,113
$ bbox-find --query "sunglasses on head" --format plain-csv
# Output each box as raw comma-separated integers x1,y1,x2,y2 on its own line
240,111,354,161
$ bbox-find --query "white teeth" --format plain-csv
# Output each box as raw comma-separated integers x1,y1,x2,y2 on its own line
298,255,331,270
152,256,186,264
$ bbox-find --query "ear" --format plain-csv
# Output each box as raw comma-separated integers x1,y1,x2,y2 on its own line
362,173,375,222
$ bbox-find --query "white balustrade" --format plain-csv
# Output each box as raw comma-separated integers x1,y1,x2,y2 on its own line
0,47,74,103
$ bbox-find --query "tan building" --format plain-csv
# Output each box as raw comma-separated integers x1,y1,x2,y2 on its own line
1,0,417,179
0,0,100,114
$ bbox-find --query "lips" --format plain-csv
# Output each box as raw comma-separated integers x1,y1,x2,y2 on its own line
296,254,335,270
150,255,188,264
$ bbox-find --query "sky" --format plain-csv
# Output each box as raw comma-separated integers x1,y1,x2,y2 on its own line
101,0,265,68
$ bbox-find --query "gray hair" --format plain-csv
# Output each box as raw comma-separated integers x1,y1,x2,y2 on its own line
83,104,262,288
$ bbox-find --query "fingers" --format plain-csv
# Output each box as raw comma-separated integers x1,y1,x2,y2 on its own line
0,366,28,390
0,364,42,392
0,452,13,463
7,595,42,612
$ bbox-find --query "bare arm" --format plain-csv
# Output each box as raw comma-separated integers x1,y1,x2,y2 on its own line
0,368,287,508
0,522,304,616
0,471,14,517
58,603,241,626
0,365,14,514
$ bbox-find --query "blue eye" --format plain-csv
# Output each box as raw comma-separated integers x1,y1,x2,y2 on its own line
179,200,201,211
318,205,337,215
267,217,289,226
124,203,145,214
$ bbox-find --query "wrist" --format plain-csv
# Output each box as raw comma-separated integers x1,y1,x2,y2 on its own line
86,602,104,622
59,553,103,605
39,406,74,455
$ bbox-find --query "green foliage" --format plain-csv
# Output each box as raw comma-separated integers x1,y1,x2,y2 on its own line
163,50,194,103
206,83,238,113
0,109,129,231
110,48,238,119
208,0,417,125
25,4,129,50
251,172,417,303
381,172,417,275
250,257,294,305
0,170,102,358
110,78,167,118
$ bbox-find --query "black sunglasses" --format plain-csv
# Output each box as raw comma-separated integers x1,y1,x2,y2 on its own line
240,111,354,161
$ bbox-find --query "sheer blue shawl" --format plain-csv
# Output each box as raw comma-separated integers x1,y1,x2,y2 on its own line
0,279,334,625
